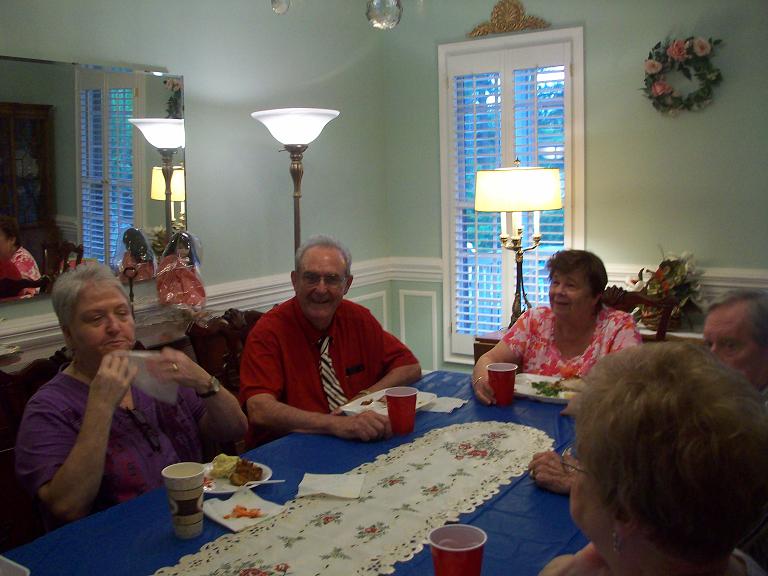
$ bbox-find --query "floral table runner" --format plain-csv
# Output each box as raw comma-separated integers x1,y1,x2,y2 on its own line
155,421,553,576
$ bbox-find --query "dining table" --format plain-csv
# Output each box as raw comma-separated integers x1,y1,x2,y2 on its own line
3,370,587,575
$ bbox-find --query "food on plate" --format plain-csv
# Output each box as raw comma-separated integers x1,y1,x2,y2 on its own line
223,505,263,519
531,380,565,397
530,377,585,398
210,453,240,478
360,396,387,407
229,459,264,486
560,377,586,393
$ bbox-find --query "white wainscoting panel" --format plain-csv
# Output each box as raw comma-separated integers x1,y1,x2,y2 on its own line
399,290,438,372
349,291,388,330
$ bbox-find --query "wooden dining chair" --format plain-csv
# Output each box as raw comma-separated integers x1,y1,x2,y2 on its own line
186,308,264,397
186,308,264,455
601,285,678,341
41,240,84,282
0,350,69,551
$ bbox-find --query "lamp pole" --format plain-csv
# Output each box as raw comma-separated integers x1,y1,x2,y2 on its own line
285,144,308,254
159,148,179,239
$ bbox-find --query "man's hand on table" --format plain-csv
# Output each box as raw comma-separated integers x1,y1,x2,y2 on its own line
331,410,392,441
528,450,574,495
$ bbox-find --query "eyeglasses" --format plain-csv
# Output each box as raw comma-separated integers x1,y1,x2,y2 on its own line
301,272,346,287
560,445,586,475
126,408,161,452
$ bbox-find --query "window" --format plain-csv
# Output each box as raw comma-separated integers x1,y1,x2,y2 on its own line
439,28,584,361
76,69,143,265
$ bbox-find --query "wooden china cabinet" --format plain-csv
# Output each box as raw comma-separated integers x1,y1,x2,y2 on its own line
0,102,58,265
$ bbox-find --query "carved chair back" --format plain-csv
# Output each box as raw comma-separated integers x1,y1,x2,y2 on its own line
601,285,678,341
0,350,69,551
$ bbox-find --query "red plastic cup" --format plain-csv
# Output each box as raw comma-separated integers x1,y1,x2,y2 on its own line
487,362,517,406
429,524,487,576
385,386,418,435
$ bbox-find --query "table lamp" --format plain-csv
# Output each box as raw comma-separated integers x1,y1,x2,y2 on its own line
250,108,339,253
128,118,185,238
474,165,562,327
151,166,186,229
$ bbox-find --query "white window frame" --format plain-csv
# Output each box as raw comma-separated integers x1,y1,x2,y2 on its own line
438,27,585,364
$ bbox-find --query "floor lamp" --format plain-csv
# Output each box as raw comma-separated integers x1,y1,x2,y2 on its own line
474,166,562,327
151,165,186,229
250,108,339,254
128,118,186,239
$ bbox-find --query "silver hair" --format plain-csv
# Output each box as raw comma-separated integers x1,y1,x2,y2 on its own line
294,234,352,277
708,289,768,347
52,263,128,329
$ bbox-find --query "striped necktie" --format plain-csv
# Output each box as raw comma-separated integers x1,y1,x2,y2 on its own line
318,336,348,410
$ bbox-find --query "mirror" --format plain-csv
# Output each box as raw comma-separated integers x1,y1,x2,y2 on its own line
0,55,185,302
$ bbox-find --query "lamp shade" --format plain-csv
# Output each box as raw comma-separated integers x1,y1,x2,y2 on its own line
150,166,186,201
128,118,185,149
474,167,562,212
250,108,339,145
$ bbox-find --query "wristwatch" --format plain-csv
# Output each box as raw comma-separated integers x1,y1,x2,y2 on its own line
197,376,221,398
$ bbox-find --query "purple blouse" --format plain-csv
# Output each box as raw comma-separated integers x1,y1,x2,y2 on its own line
15,372,205,528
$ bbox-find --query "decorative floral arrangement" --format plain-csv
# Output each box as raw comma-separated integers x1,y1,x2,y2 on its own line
163,78,183,119
149,226,169,259
642,36,722,115
627,251,703,327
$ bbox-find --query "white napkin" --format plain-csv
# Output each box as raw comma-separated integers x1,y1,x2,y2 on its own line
296,473,366,499
203,490,284,532
121,351,179,404
423,396,467,413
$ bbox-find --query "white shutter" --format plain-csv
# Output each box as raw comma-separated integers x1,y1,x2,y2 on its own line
439,29,584,361
76,69,138,264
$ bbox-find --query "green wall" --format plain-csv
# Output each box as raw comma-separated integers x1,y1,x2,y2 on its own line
383,0,768,269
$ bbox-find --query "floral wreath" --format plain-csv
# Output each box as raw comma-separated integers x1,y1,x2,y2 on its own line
642,36,722,115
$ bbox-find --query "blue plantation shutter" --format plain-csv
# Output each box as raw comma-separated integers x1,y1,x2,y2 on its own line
515,66,566,308
452,72,504,335
78,71,136,264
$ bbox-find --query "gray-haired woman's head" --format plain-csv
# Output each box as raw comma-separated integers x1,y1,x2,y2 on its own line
52,263,127,329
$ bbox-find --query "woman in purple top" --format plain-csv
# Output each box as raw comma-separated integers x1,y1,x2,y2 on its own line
15,264,247,528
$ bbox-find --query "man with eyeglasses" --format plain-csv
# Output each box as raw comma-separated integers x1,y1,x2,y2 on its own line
240,235,421,446
703,290,768,393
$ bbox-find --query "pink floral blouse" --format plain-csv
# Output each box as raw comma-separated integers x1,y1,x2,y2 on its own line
501,306,641,378
11,246,41,298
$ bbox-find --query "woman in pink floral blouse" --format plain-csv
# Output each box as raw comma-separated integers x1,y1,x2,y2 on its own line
0,215,42,298
472,250,641,403
472,249,641,495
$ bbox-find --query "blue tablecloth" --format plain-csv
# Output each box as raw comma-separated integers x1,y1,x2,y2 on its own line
4,370,586,575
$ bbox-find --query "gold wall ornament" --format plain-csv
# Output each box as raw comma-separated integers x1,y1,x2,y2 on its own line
468,0,550,38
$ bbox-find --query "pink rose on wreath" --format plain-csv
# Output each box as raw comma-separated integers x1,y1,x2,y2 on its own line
692,37,712,56
666,39,688,62
275,563,290,573
644,59,662,74
651,81,673,97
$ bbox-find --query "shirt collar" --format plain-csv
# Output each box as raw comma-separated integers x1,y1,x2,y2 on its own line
291,297,342,344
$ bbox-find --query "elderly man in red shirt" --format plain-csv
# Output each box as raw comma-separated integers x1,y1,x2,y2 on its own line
240,235,421,447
